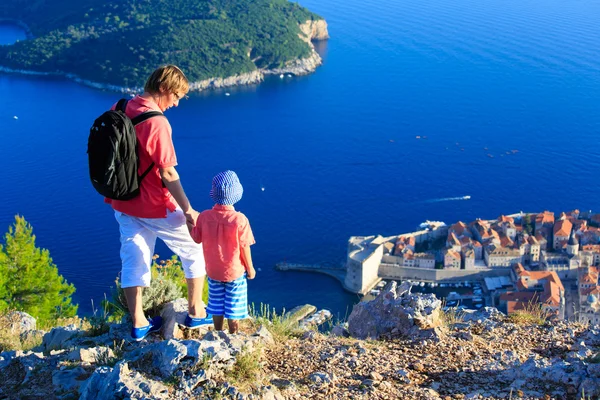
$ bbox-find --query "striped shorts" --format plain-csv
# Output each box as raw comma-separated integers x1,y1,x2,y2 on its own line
206,274,249,319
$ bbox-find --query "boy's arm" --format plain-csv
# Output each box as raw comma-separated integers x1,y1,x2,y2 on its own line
189,214,202,243
241,246,256,279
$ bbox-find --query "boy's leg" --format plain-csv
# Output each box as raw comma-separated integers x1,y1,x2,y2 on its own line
227,319,239,334
213,315,225,331
223,275,249,334
115,211,157,328
206,278,226,330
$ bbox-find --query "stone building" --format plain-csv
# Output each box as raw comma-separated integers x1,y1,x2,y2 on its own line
484,245,522,267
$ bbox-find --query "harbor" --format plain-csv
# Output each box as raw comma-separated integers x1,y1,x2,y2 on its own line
275,262,489,310
365,279,488,310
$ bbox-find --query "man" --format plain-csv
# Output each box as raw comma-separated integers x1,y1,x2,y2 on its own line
107,65,209,340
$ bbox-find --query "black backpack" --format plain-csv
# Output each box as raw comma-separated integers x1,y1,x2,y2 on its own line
87,99,163,200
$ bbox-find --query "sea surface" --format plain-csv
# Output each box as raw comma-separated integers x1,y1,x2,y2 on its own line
1,0,600,316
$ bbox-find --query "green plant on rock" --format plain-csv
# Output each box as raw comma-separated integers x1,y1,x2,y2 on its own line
249,303,303,340
440,300,465,327
0,216,77,325
507,301,550,326
85,297,110,337
106,255,208,319
225,345,263,390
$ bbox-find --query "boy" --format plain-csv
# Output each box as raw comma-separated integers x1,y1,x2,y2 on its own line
188,170,256,334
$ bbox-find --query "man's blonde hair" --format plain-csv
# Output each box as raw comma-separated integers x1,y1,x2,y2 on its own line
144,65,189,95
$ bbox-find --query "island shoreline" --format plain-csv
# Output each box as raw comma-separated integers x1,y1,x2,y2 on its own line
0,19,328,94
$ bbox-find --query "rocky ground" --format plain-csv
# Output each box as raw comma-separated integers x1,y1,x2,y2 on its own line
0,282,599,399
263,319,599,399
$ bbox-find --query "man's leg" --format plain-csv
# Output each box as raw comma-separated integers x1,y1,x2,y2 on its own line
115,211,156,328
124,286,147,328
186,277,206,318
148,208,207,316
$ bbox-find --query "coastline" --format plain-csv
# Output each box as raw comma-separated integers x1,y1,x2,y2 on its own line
0,19,328,94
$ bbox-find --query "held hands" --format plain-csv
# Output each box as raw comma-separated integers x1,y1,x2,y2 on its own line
247,266,257,280
184,208,199,225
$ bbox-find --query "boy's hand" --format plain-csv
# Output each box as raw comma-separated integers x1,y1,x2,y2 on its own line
247,267,256,280
184,208,199,225
186,219,195,234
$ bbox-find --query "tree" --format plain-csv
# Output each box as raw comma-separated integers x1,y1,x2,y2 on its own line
524,214,533,235
0,216,77,323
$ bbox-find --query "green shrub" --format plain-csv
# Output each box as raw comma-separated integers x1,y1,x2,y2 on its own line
106,255,208,319
0,216,77,325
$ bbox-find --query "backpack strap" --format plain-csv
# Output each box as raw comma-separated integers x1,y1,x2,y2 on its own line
139,162,156,182
131,111,164,126
130,110,165,182
116,98,128,112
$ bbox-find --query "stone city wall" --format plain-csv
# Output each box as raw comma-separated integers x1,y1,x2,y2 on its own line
378,264,512,281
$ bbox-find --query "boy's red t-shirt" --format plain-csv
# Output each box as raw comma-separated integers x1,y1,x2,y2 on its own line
105,95,178,218
191,205,255,282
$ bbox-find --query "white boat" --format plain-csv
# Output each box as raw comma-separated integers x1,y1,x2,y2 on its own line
419,282,425,287
463,195,471,200
225,92,230,96
13,116,18,120
447,291,460,300
279,74,284,78
287,74,292,77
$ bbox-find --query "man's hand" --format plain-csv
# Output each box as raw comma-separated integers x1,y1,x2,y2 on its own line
184,208,199,225
247,267,256,280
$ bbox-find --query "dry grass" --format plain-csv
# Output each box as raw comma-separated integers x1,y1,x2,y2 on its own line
0,311,43,352
506,302,550,326
439,301,465,327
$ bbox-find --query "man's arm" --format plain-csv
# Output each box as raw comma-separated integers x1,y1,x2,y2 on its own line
160,166,198,223
240,246,256,279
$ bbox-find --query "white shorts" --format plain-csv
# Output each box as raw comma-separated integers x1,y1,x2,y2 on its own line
115,208,206,288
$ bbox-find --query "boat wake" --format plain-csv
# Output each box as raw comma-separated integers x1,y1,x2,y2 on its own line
424,195,471,203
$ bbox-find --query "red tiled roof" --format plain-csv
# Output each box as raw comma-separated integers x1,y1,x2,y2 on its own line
582,244,600,252
536,211,554,225
554,219,573,237
445,249,461,260
450,221,468,235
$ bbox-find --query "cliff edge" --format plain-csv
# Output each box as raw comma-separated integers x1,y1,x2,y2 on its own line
3,285,597,399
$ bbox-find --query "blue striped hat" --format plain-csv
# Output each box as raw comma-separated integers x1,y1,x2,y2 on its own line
210,170,243,205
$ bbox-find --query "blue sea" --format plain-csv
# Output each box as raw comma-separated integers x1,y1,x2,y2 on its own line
1,0,600,317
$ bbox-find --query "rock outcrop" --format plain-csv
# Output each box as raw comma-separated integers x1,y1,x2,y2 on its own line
299,19,330,41
347,281,444,340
